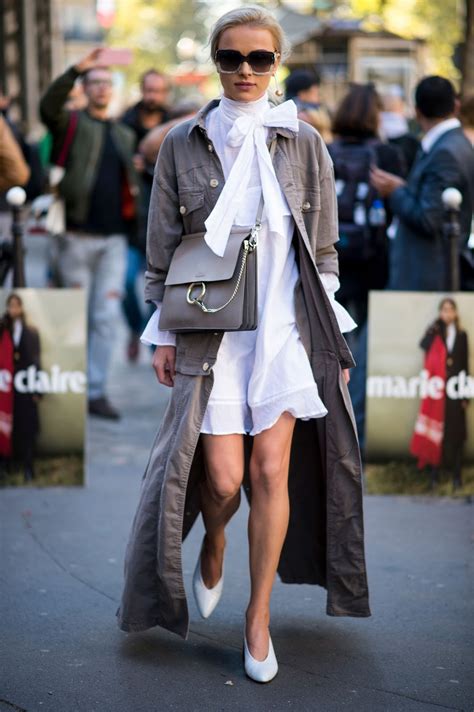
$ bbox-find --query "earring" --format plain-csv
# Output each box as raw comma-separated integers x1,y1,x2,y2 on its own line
273,74,283,97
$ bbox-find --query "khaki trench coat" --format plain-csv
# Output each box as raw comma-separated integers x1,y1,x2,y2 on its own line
117,101,371,639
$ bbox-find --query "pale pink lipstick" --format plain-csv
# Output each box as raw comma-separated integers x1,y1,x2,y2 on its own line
235,82,256,91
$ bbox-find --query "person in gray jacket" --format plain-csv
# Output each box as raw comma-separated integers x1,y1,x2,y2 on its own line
117,6,370,684
371,76,474,291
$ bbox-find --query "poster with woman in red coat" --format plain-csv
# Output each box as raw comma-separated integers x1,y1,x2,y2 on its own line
410,298,469,489
0,289,86,486
366,292,473,495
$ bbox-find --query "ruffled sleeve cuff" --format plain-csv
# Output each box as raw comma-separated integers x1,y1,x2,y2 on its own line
319,272,357,333
140,303,177,347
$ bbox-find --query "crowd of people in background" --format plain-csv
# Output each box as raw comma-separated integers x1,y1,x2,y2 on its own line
0,52,473,456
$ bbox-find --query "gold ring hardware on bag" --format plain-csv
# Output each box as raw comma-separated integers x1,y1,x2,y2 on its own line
186,232,259,314
186,282,206,306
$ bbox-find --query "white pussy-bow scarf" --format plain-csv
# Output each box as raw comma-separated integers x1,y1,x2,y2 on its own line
204,93,299,257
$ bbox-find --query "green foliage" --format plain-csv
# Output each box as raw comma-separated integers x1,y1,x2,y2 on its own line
350,0,463,80
286,0,464,80
0,456,84,488
365,461,474,497
106,0,210,88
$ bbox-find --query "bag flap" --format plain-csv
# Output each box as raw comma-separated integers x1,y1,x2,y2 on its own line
165,229,249,286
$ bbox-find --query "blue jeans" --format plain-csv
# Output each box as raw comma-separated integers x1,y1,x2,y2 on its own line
57,233,127,399
122,246,147,336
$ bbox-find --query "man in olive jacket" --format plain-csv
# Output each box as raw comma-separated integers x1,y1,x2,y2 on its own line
40,49,140,419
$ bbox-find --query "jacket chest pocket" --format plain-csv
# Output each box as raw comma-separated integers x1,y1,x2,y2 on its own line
299,188,321,236
300,188,321,214
178,190,207,233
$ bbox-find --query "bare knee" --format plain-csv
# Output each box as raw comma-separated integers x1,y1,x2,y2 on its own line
204,463,243,503
249,457,288,496
202,434,244,504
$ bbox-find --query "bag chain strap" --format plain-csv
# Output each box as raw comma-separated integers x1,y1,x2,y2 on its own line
186,222,260,314
185,138,276,315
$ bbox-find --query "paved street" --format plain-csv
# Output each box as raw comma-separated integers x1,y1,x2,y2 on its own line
1,336,473,712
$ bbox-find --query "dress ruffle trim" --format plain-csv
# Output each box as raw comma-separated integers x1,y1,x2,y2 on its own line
200,384,327,436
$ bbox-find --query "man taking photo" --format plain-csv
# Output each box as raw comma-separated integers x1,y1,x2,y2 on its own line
40,49,140,420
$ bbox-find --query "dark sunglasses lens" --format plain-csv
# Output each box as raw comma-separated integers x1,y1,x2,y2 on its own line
216,50,242,72
248,51,275,73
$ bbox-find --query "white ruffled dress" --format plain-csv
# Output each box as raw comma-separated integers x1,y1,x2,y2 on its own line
142,95,356,436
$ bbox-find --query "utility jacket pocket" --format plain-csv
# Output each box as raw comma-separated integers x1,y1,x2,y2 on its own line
177,190,207,234
300,188,321,213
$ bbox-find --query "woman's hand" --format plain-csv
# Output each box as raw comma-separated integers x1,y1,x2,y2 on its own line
343,368,350,384
153,346,176,387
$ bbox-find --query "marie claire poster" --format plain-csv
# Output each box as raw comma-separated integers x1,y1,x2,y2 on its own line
0,289,86,486
366,292,473,481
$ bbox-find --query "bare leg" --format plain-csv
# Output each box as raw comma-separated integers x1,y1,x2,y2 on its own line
200,434,245,588
246,412,296,660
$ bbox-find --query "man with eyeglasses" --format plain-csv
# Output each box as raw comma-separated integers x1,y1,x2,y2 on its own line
40,49,140,420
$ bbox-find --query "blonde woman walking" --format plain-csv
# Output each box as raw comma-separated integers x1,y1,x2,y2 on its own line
118,6,370,683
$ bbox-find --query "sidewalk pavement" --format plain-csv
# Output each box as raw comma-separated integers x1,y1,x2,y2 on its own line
1,341,473,712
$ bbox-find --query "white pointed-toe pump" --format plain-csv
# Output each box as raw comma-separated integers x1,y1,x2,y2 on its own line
192,541,224,619
243,631,279,683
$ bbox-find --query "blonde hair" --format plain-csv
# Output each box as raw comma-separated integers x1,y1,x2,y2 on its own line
209,6,291,62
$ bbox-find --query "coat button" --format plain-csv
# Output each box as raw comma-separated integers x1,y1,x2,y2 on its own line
302,200,311,211
202,362,210,371
179,205,187,215
209,178,219,188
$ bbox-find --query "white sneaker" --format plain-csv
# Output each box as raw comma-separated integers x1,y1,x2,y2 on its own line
192,542,224,619
243,631,278,683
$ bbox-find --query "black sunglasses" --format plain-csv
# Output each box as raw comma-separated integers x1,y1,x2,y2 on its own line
215,49,279,76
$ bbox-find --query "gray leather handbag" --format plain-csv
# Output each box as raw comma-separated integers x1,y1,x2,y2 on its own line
159,140,277,334
159,199,263,333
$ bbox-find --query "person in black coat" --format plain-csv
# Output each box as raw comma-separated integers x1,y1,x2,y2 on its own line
418,298,469,490
371,76,474,291
327,84,406,452
0,294,41,482
328,83,406,328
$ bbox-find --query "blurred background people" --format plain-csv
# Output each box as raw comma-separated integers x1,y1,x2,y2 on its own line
0,293,41,482
40,49,140,420
328,83,405,330
371,76,474,292
459,93,474,145
0,115,30,194
327,83,405,452
138,100,201,166
121,69,170,146
459,93,474,290
410,297,469,491
0,94,45,203
0,114,31,257
121,69,170,362
380,84,420,173
284,69,332,143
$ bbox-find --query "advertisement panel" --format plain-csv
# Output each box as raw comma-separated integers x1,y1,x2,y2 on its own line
0,289,86,486
366,291,473,470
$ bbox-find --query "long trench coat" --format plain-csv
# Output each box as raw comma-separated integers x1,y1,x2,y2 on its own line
117,101,371,639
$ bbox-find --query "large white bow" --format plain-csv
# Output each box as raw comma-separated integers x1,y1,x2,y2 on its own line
204,100,299,257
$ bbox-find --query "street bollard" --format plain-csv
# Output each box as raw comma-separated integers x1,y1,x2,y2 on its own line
6,186,27,288
441,187,462,292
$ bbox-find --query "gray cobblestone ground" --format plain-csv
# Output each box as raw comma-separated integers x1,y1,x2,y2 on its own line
1,333,473,712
